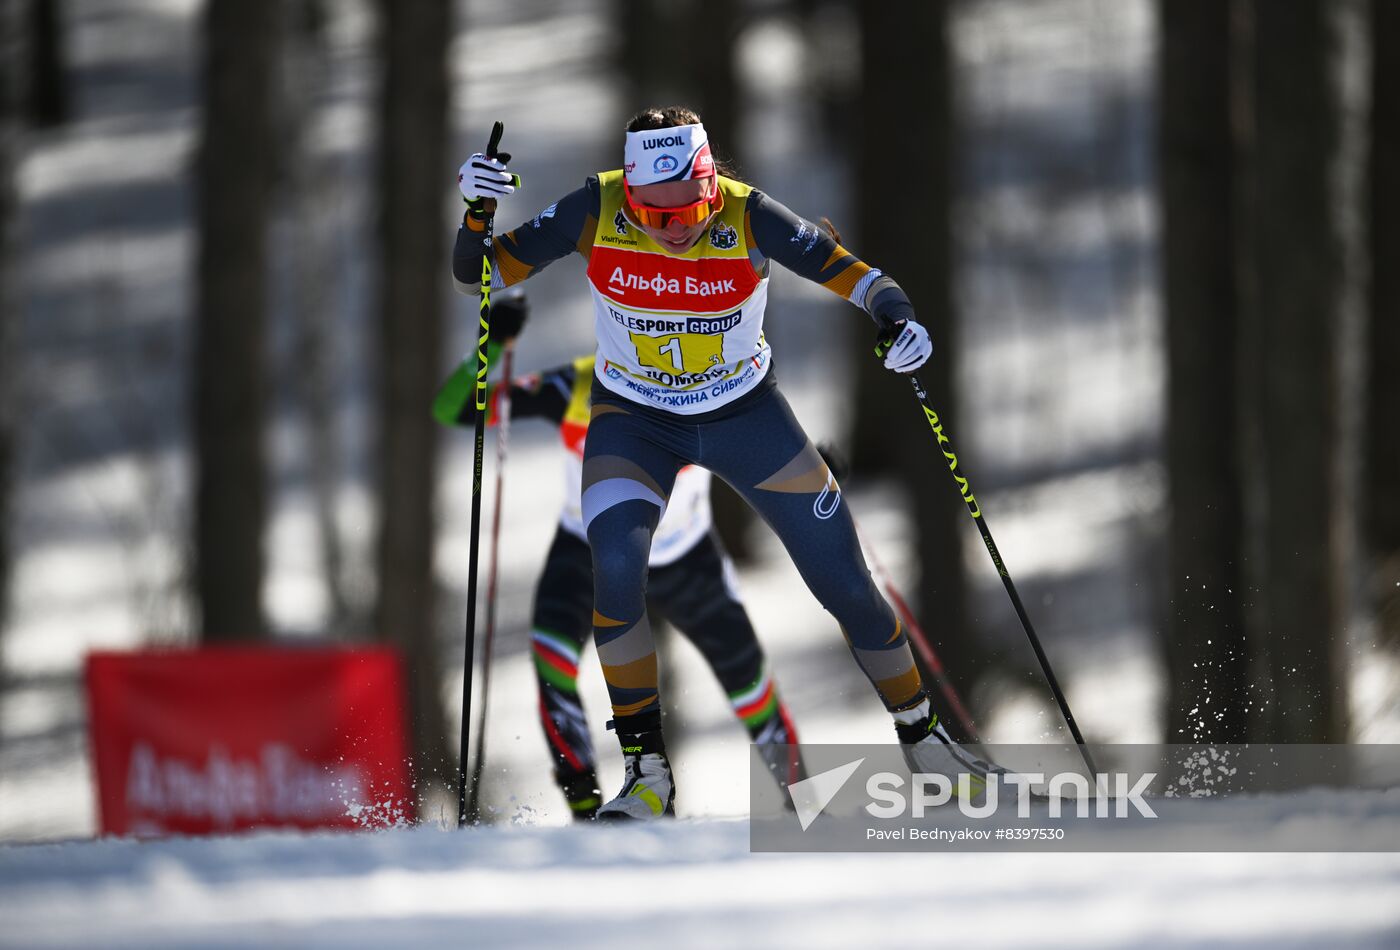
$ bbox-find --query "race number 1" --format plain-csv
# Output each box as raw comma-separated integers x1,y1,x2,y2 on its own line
630,331,724,375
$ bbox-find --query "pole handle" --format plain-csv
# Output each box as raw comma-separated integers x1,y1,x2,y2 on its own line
483,120,520,188
873,317,904,360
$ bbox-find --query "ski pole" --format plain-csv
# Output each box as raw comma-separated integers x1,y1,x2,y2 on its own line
465,344,513,823
458,120,511,828
852,521,980,741
876,331,1098,778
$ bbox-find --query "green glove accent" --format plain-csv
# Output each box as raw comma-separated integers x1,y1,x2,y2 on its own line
873,321,902,359
432,360,475,427
431,340,505,427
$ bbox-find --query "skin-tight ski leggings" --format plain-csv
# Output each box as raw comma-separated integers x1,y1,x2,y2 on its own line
582,377,927,728
530,526,797,784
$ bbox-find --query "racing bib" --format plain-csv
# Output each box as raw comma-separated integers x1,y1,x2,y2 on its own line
586,170,772,414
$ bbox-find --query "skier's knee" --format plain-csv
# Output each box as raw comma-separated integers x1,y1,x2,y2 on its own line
819,571,880,616
589,539,647,592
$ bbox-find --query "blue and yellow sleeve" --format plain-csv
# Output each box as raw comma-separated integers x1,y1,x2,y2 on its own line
745,189,914,327
451,177,601,294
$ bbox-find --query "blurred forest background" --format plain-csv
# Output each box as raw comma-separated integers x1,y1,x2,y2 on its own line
0,0,1397,839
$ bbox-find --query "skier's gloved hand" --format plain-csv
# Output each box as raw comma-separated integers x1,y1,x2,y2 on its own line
458,152,517,202
877,318,932,374
489,292,529,343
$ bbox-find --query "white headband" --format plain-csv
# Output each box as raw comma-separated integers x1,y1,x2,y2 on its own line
623,122,715,186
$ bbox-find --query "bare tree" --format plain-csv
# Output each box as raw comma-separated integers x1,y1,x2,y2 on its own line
1158,0,1250,741
0,0,20,744
680,0,756,562
375,0,454,798
1240,0,1347,741
24,0,66,127
615,0,663,114
612,0,743,171
0,0,21,635
614,0,755,560
686,0,741,164
794,0,859,150
283,0,356,639
852,0,985,726
1368,0,1400,650
194,0,278,642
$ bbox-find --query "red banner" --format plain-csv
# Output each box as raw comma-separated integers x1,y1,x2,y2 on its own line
85,647,414,837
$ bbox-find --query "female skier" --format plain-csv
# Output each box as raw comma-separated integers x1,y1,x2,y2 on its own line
434,293,802,820
454,106,990,820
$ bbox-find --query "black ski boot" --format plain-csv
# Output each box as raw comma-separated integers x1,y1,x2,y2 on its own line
558,768,602,821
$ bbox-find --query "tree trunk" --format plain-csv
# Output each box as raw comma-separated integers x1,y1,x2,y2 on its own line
694,0,757,564
794,0,859,152
1368,0,1400,650
615,0,757,561
194,0,276,642
0,0,20,633
25,0,67,127
285,0,356,639
853,1,985,715
615,0,664,118
1242,0,1346,741
615,0,740,156
687,0,740,166
851,2,951,481
375,0,454,799
0,0,19,743
1158,0,1251,741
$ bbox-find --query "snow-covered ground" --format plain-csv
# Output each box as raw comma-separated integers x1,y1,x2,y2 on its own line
2,816,1399,948
0,817,1394,950
2,0,1399,944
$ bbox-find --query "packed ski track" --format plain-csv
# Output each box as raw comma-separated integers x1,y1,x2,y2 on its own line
2,814,1400,948
2,0,1399,945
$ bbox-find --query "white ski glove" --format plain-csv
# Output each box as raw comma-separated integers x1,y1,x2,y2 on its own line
882,319,932,373
458,152,516,201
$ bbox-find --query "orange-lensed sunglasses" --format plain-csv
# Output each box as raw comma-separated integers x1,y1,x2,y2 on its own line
623,177,723,230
